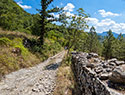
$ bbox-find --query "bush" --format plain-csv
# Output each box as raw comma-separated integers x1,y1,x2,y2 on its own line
18,28,32,34
0,37,12,46
11,38,29,57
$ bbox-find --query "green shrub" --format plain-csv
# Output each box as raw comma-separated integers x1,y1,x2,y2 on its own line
0,37,12,46
18,28,31,34
11,38,29,57
32,45,41,52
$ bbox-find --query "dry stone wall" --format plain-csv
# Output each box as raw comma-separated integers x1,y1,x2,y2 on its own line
71,52,125,95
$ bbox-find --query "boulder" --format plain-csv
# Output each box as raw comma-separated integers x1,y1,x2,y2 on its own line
109,65,125,84
100,73,112,80
86,63,95,69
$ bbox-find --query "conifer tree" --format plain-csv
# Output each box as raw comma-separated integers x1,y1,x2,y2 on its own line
39,0,62,45
113,33,125,60
103,30,115,60
86,26,102,54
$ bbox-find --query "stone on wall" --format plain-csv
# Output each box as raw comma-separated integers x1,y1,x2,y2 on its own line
71,52,125,95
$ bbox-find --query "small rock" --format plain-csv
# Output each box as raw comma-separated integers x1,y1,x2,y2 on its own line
32,88,38,92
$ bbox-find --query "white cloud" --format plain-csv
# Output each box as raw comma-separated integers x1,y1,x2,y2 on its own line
86,17,99,25
87,17,125,34
97,19,116,26
17,1,32,9
63,3,75,17
63,3,75,12
51,13,59,18
51,3,75,18
65,12,74,17
98,9,120,17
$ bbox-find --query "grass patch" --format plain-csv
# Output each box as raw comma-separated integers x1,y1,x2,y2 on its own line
0,37,12,46
53,57,75,95
0,28,38,39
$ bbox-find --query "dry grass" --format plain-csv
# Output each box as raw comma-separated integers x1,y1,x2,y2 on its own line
53,63,75,95
0,28,38,39
0,46,41,78
0,28,41,78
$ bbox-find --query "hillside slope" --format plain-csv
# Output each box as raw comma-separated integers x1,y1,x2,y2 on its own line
0,27,64,77
0,29,41,78
0,51,65,95
0,0,33,33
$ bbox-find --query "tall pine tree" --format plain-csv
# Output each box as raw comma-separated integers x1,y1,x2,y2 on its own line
103,30,115,60
39,0,62,45
86,26,102,54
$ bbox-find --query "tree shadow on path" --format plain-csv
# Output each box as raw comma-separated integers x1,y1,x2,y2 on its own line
45,62,61,70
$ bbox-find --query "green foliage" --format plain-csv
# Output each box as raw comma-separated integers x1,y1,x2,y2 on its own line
65,56,72,66
31,14,41,36
38,0,63,45
112,34,125,60
19,28,32,34
11,38,29,57
102,30,115,59
40,39,62,60
60,8,89,55
0,37,12,46
85,26,103,55
0,0,33,33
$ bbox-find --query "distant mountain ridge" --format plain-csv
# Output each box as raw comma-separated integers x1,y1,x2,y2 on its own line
97,32,125,38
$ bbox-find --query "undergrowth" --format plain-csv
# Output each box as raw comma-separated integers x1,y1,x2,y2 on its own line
0,29,63,78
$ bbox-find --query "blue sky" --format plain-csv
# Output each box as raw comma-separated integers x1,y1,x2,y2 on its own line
14,0,125,34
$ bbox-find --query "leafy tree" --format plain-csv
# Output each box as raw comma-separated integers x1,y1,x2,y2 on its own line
60,8,88,55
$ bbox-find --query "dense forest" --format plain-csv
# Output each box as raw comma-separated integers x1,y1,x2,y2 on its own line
0,0,125,74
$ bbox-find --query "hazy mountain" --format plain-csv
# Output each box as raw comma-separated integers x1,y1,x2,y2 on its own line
98,32,125,38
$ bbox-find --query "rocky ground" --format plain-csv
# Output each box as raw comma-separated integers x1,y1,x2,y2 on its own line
0,51,65,95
